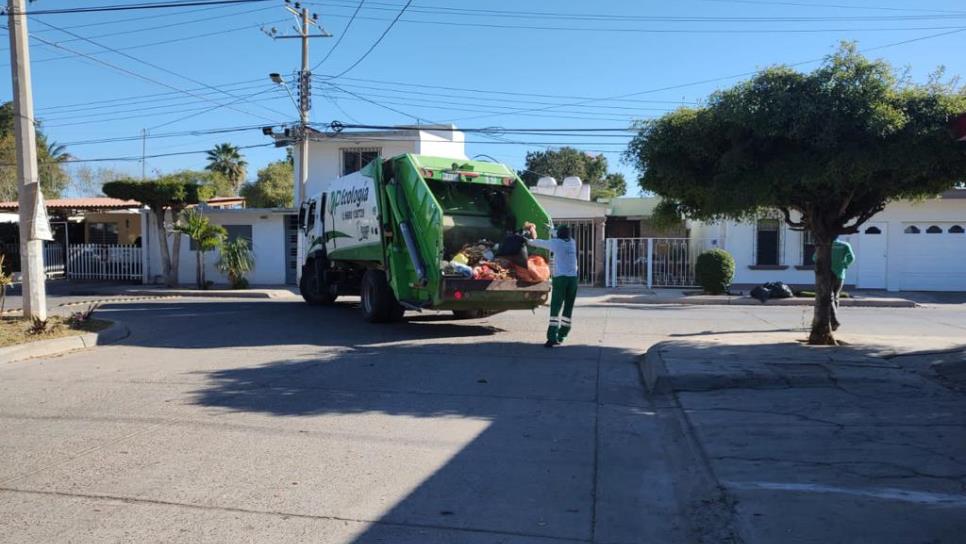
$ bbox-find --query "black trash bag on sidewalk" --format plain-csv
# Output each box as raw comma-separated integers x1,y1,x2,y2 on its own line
751,285,771,303
766,281,795,299
750,281,794,303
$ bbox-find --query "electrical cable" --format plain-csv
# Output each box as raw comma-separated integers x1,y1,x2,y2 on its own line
324,0,412,80
4,0,274,16
311,0,365,71
34,19,291,121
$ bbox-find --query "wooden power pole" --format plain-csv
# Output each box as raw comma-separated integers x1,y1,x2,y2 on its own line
7,0,48,320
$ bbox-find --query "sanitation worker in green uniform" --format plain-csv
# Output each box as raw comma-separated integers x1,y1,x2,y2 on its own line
526,223,579,348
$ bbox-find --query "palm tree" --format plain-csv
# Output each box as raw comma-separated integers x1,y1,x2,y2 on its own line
45,141,71,162
205,143,247,193
216,237,255,289
175,209,226,289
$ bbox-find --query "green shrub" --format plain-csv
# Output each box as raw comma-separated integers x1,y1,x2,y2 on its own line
695,249,735,294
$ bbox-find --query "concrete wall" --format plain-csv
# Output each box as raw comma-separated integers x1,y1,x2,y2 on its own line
144,209,289,286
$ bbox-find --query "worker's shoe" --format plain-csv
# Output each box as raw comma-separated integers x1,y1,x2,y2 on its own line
544,340,559,348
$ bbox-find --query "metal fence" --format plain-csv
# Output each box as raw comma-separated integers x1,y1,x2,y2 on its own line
605,237,714,288
1,241,66,278
67,244,143,281
554,220,598,286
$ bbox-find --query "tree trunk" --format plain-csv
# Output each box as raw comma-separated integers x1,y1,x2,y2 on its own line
153,209,173,286
809,240,836,345
168,208,183,287
196,250,204,289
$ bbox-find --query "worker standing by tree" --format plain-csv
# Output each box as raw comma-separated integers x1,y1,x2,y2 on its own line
525,222,579,348
815,236,855,331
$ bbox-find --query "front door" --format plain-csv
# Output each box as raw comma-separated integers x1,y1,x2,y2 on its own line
856,222,887,289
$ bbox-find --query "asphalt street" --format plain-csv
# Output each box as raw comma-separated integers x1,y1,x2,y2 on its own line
1,296,964,543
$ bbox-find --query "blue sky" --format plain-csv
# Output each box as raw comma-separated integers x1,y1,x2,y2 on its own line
3,0,965,194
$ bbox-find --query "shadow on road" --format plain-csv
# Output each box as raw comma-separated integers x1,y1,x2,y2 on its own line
185,341,635,541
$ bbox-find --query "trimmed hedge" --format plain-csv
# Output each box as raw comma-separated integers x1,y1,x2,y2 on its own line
695,249,735,294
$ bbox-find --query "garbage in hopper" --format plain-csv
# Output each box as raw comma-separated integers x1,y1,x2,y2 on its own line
441,237,549,283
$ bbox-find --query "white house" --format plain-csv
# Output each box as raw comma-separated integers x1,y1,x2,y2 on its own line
138,124,465,287
691,189,966,292
142,207,295,286
288,124,467,201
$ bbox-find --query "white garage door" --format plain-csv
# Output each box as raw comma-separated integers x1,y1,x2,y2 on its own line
897,223,966,291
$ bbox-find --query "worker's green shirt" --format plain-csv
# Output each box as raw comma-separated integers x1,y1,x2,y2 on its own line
814,240,855,280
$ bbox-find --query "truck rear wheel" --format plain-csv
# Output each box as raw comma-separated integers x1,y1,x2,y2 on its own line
361,269,404,323
300,259,337,305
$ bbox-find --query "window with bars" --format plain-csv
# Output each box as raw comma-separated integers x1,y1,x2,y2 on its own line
88,222,119,245
755,218,781,266
341,148,381,176
802,230,815,266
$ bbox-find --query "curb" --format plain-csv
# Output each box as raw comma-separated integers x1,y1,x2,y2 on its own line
611,296,917,308
73,289,297,300
638,348,744,542
0,320,129,364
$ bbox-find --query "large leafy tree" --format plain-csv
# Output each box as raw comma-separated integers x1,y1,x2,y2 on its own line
205,143,247,193
240,160,293,208
165,169,234,198
103,178,213,286
0,102,69,200
520,147,626,200
626,44,966,345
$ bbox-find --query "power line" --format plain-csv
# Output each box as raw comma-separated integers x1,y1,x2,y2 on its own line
11,18,289,67
36,79,272,113
59,124,277,146
324,0,412,80
312,0,365,71
444,27,966,122
314,0,966,23
312,74,699,105
34,19,290,122
4,0,274,16
0,142,277,167
696,0,966,15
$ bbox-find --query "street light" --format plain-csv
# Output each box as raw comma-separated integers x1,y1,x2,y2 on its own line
269,72,299,112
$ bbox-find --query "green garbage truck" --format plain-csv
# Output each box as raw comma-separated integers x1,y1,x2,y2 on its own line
297,153,553,322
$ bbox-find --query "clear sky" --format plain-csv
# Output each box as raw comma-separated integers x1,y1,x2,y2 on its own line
3,0,965,195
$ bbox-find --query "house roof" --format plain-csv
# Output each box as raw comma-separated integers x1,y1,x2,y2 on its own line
0,197,141,211
607,197,662,218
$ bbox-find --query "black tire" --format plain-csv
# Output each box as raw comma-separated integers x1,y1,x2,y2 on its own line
361,269,403,323
300,259,337,305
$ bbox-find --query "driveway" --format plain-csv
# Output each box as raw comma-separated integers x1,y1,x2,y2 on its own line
1,298,964,542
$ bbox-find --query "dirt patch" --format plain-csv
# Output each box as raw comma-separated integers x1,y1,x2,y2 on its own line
0,316,111,348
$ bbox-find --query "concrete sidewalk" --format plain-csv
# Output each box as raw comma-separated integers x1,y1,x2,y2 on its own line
642,331,966,543
2,280,299,314
581,288,919,308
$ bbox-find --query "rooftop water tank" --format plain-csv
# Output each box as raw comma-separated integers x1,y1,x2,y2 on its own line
536,176,558,187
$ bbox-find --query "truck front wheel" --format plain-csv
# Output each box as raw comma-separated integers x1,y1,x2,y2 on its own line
300,259,337,305
361,269,404,323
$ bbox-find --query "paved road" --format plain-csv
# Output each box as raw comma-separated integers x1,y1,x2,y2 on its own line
1,298,964,543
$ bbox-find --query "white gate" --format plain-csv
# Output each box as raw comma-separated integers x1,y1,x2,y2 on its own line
555,220,598,286
43,242,65,278
68,244,143,281
606,238,714,288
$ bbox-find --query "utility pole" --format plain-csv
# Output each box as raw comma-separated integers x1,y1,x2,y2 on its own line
264,1,330,280
7,0,48,320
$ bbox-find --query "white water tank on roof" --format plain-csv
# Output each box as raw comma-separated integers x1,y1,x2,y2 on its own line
537,176,558,187
562,176,582,188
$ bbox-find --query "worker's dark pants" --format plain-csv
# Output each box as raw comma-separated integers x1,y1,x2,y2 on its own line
831,276,844,328
547,276,579,343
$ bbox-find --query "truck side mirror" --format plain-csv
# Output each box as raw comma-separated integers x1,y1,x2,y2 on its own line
298,204,307,231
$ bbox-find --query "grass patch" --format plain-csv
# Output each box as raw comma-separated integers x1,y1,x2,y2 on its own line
0,316,111,348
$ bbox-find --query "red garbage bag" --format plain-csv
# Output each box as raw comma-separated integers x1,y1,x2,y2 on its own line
527,255,551,282
513,256,550,283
